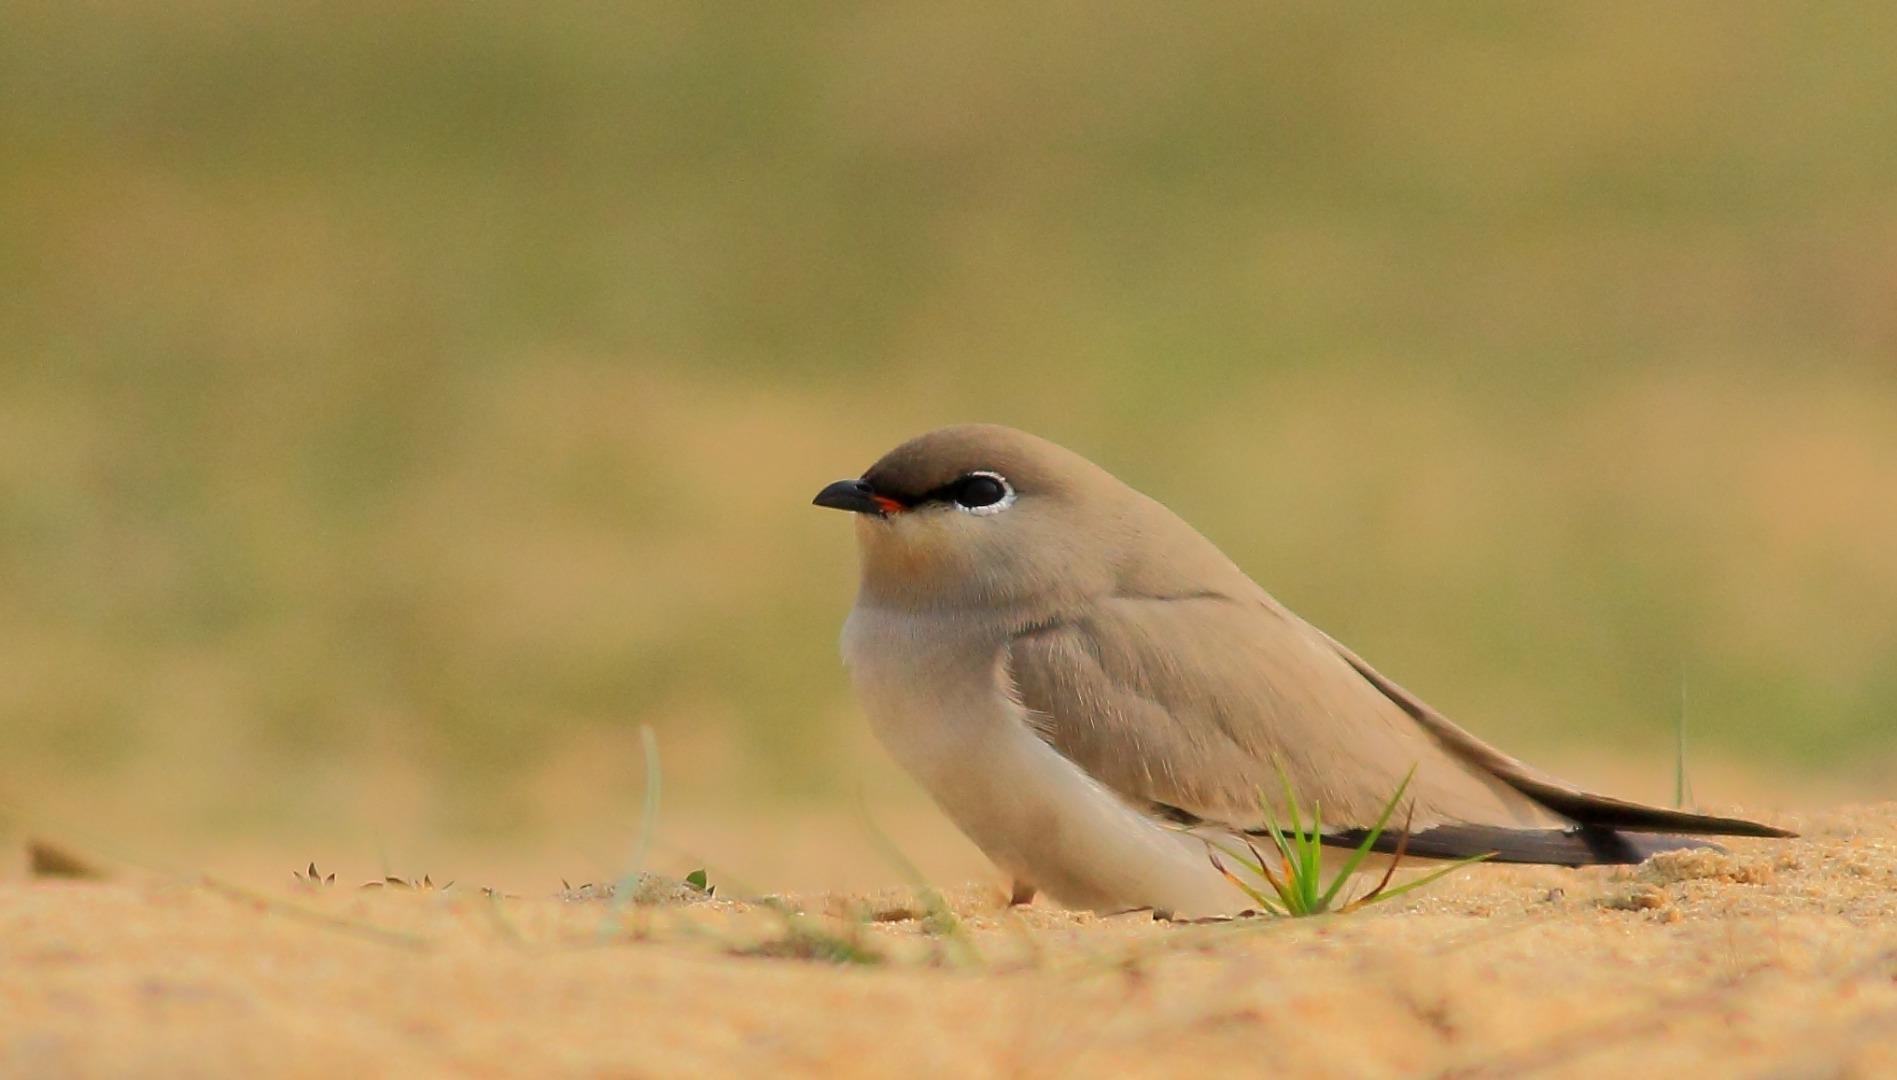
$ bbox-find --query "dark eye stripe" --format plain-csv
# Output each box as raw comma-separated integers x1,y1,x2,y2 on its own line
954,474,1008,508
910,471,1012,508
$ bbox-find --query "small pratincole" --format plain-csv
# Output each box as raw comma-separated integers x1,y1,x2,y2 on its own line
812,424,1793,917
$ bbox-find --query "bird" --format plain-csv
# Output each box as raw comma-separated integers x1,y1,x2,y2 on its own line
812,423,1793,916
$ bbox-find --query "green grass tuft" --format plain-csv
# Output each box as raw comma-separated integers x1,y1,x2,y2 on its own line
1205,765,1489,917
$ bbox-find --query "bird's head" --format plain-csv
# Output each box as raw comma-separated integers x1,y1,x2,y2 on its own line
812,424,1137,611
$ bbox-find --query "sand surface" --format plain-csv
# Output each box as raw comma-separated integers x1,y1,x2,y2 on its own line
3,804,1893,1079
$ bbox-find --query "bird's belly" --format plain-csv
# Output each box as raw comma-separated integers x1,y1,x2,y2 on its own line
841,608,1239,916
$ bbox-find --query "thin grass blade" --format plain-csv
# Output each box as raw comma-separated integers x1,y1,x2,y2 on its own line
1207,850,1281,914
607,725,663,923
1254,789,1300,893
1246,836,1299,912
1354,799,1420,907
1317,766,1416,910
1352,852,1492,908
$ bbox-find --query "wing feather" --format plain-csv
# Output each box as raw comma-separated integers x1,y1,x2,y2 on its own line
1006,592,1793,854
1007,594,1564,835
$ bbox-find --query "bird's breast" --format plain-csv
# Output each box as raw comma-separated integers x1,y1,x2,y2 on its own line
838,601,1241,915
840,604,1010,771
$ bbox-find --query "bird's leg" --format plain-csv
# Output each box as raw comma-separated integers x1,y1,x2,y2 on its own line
1008,880,1037,907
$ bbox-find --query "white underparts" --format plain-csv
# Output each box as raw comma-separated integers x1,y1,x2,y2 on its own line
842,606,1242,916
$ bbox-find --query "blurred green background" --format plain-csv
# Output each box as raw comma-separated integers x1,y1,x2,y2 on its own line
2,3,1892,879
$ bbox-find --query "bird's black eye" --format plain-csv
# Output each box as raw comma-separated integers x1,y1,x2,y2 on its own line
953,472,1011,511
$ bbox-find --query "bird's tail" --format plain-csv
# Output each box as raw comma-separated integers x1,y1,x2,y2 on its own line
1308,823,1722,866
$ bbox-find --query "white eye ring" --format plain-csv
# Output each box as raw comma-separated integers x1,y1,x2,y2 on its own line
953,471,1016,516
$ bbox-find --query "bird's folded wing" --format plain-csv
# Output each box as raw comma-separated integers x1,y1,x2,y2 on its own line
1005,592,1793,843
1004,593,1566,835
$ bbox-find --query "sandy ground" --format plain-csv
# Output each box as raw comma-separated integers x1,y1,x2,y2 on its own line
2,804,1893,1079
